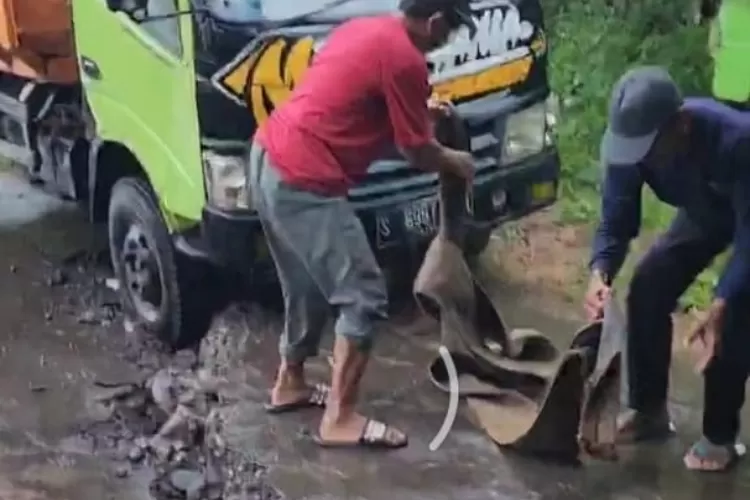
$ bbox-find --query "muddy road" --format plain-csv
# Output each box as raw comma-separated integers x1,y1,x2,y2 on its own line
2,168,750,500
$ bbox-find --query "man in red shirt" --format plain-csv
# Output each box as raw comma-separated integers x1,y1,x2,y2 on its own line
249,0,477,449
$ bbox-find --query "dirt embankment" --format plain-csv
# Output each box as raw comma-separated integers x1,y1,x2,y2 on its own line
489,209,696,347
488,209,592,322
491,210,590,309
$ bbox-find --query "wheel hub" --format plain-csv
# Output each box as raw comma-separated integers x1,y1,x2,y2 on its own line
121,224,162,322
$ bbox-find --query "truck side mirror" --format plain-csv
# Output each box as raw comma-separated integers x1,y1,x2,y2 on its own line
106,0,148,14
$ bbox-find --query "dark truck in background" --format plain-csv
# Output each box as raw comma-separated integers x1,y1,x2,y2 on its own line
4,0,560,348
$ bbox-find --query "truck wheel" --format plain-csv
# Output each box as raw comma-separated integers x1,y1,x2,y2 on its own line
108,177,212,349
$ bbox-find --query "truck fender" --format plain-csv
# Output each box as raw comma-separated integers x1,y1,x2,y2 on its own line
87,137,147,223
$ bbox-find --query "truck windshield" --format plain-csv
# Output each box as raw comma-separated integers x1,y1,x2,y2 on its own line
203,0,398,24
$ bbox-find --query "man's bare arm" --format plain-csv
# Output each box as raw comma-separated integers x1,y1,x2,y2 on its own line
400,140,474,180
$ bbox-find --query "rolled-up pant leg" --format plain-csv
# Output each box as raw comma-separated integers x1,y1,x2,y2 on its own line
248,143,388,355
627,210,731,412
259,218,331,362
249,146,329,363
703,287,750,444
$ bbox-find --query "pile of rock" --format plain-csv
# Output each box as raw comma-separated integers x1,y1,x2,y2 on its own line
87,352,264,500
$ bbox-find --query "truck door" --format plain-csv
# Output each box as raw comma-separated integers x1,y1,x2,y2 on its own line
70,0,204,222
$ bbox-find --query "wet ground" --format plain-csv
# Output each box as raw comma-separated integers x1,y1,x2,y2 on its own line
2,167,750,500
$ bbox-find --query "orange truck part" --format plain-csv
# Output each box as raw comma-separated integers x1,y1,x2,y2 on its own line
0,0,78,83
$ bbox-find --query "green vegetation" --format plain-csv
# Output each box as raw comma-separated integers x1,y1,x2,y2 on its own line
544,0,720,308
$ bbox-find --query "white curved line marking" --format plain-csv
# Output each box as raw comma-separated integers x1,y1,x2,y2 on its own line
429,346,459,451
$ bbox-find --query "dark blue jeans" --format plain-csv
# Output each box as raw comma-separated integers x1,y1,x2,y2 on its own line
627,209,750,445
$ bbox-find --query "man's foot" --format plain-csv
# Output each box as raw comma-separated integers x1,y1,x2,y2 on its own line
265,383,330,414
315,411,408,449
683,437,747,472
315,336,406,449
616,407,675,444
264,362,329,414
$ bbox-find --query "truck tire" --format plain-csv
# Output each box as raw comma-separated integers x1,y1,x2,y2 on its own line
108,177,212,349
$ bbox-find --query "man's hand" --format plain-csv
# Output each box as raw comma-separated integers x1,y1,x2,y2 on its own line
584,270,611,321
427,97,453,121
686,299,726,373
427,97,473,181
447,149,475,182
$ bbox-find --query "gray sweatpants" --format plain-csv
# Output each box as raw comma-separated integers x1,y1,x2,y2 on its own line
248,142,389,363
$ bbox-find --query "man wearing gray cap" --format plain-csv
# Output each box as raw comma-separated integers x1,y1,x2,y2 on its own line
583,66,750,471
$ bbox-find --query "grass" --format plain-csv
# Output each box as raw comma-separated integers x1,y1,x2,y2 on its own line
543,0,720,309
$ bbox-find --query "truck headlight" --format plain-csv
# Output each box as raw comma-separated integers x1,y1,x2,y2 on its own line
501,101,547,164
203,150,251,210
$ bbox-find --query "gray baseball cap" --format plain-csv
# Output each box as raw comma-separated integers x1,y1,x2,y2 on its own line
601,66,683,165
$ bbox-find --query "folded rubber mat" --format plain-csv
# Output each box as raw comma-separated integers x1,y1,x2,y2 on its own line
415,111,625,462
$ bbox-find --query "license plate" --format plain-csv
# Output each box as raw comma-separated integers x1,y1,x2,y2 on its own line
376,197,438,248
376,189,475,248
403,198,438,237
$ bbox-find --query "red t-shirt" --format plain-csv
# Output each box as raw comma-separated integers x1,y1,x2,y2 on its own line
256,15,432,196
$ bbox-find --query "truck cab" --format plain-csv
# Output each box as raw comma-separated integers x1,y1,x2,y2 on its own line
9,0,560,347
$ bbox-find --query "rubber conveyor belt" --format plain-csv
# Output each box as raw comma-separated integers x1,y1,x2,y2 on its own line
414,110,626,462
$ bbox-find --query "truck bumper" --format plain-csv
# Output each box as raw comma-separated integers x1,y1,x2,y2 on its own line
184,147,560,281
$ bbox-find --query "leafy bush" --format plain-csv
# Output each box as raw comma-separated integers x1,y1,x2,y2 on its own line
543,0,717,307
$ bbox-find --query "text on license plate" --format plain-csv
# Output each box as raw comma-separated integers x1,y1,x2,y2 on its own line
376,198,437,248
403,198,438,236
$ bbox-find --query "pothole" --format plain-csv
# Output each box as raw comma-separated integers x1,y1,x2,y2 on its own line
79,341,282,500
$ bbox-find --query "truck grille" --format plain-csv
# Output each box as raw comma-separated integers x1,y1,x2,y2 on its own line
349,114,502,207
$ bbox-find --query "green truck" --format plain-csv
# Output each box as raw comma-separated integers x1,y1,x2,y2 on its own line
1,0,561,347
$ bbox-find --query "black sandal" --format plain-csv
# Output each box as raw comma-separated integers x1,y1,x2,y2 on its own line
314,419,408,449
264,383,329,414
616,408,675,444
